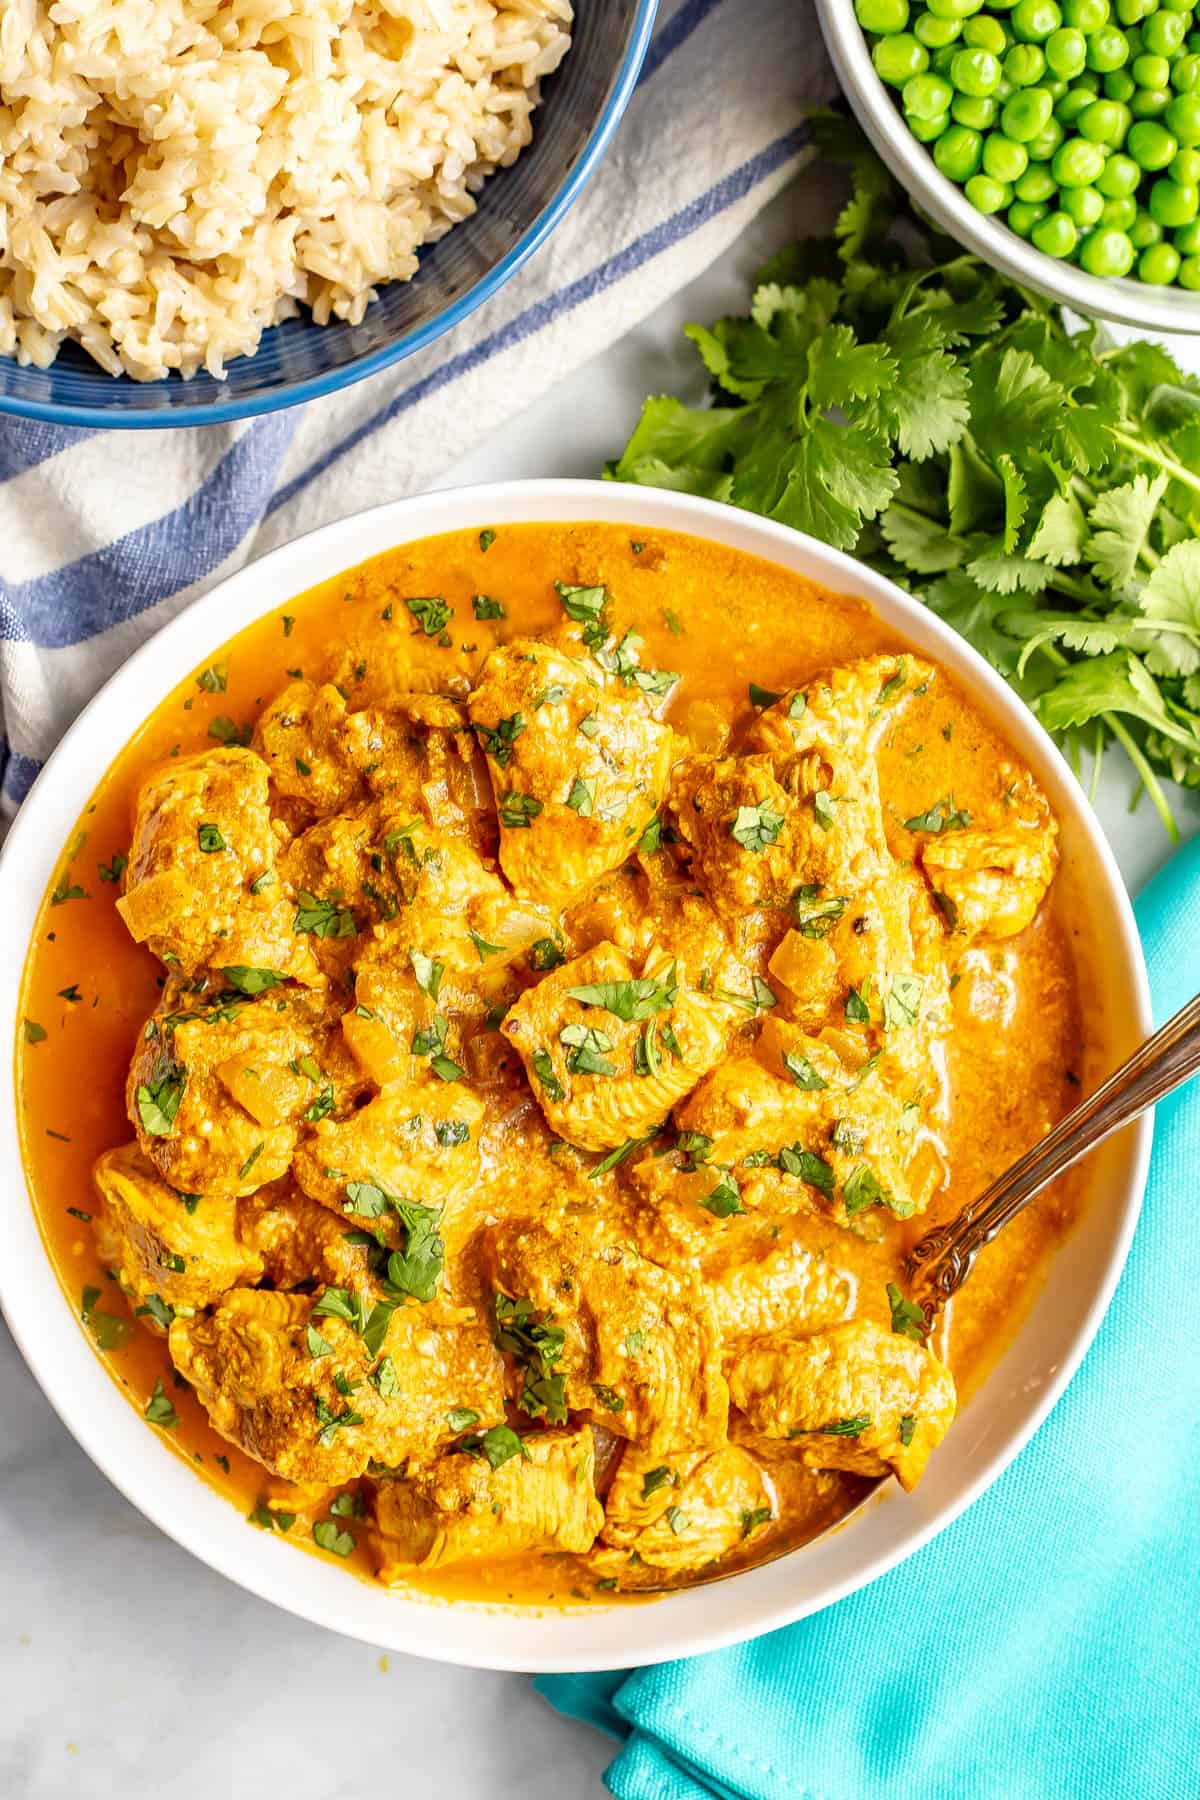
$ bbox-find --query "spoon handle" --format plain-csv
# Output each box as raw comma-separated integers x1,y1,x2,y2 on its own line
906,989,1200,1316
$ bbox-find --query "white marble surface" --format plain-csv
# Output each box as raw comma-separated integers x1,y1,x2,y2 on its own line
3,182,1199,1800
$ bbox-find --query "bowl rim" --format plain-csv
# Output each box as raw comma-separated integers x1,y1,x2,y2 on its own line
0,2,660,431
815,0,1200,336
0,478,1153,1670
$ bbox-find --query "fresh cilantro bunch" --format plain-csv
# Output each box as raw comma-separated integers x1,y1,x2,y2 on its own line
609,114,1200,836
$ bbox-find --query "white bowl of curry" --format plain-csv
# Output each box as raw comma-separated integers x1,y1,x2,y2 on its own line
0,481,1151,1670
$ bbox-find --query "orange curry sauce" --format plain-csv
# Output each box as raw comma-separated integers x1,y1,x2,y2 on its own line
17,522,1093,1606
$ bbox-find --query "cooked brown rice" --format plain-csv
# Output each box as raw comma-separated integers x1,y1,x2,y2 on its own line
0,0,572,381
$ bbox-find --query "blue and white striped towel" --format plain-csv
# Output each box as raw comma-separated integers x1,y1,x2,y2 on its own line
0,0,829,816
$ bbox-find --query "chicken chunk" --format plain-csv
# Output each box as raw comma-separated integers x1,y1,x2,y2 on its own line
670,653,932,921
659,1022,944,1233
117,747,318,983
468,637,676,906
767,872,951,1094
254,679,488,836
747,653,934,771
565,865,757,999
369,1426,603,1577
290,1079,484,1249
253,681,366,818
128,982,366,1198
238,1180,380,1292
668,742,890,924
624,1194,855,1347
918,822,1058,941
502,941,736,1152
91,1143,261,1322
729,1319,956,1490
170,1288,505,1485
481,1211,728,1454
596,1442,771,1574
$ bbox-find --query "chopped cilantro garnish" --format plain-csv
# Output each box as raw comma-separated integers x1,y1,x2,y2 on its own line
220,965,283,995
903,797,971,834
144,1379,179,1429
887,1282,928,1342
566,775,595,817
730,802,785,853
560,1021,617,1077
782,1050,827,1091
404,594,452,636
499,792,542,830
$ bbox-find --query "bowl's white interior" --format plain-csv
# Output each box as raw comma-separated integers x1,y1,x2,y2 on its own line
815,0,1200,337
0,480,1151,1671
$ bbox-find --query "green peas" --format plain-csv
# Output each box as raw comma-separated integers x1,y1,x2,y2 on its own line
1131,54,1171,90
1098,148,1141,192
1165,94,1200,144
1175,216,1200,250
856,0,909,30
1143,10,1188,56
1053,135,1108,182
1012,0,1062,38
1062,0,1109,27
1056,82,1096,120
934,121,986,175
1028,114,1067,155
1132,88,1172,120
1079,225,1136,270
1177,253,1200,284
965,172,1015,208
1032,208,1080,252
1099,192,1139,226
1087,25,1130,70
953,46,1003,91
1103,69,1136,100
1128,118,1179,165
910,109,952,139
1149,174,1200,222
1002,84,1055,134
1016,159,1059,196
1130,210,1164,246
1046,25,1088,75
1171,148,1200,184
1062,182,1106,222
904,70,955,118
927,0,984,16
1138,241,1182,281
917,12,965,45
931,44,960,71
964,14,1010,48
1172,55,1200,94
984,131,1031,177
873,32,929,85
1006,42,1047,81
953,91,1001,123
1080,96,1131,142
1115,0,1152,20
1008,197,1052,230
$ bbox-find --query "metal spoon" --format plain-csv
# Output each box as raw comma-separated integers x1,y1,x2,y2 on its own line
632,991,1200,1594
905,988,1200,1322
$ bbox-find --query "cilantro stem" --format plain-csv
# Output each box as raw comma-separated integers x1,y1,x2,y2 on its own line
1110,429,1200,502
1088,723,1105,806
1104,713,1179,842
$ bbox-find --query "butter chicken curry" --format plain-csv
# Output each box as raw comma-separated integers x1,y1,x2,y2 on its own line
17,523,1089,1604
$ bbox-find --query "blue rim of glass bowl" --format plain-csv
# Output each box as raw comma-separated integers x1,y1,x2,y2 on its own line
0,0,659,431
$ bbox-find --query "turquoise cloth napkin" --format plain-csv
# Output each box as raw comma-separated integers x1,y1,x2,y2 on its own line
540,837,1200,1800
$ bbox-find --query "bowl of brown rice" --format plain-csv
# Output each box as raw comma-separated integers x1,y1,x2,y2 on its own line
0,0,657,427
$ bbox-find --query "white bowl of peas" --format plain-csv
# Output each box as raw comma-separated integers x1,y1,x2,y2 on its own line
818,0,1200,329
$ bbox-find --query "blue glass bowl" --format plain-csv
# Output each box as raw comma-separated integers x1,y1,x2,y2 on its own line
0,0,657,430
